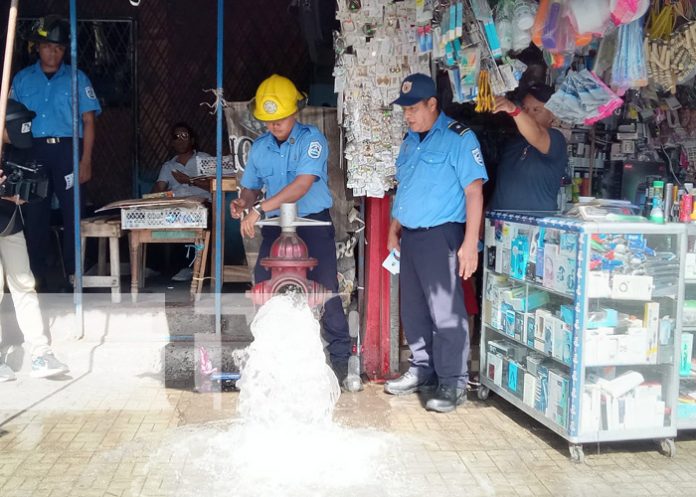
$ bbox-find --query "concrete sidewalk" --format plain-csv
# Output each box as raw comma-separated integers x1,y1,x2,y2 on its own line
1,375,696,497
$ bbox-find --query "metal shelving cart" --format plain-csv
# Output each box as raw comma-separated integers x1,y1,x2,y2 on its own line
679,225,696,429
479,212,685,462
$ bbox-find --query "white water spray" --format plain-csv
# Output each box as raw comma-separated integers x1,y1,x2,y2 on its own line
234,295,340,426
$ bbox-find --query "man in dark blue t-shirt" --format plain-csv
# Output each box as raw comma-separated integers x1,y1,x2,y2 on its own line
489,84,567,212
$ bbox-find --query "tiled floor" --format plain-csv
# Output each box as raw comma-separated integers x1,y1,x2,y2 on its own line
2,376,696,497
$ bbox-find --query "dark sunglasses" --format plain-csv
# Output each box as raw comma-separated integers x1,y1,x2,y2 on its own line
172,131,190,141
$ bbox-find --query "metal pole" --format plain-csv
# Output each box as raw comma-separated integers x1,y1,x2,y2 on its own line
0,0,19,160
214,0,224,335
70,0,84,338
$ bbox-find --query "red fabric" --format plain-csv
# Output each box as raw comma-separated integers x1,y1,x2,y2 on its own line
462,277,479,316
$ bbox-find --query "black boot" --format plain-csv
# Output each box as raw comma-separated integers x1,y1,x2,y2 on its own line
425,384,467,413
384,371,436,396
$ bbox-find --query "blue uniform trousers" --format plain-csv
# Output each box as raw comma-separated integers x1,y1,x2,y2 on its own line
22,139,83,280
255,209,351,364
400,222,470,389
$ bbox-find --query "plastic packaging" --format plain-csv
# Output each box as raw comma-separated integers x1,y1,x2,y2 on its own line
649,180,665,223
569,0,611,35
542,0,563,50
532,0,550,46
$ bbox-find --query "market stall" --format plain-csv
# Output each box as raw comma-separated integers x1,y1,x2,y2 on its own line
333,0,696,439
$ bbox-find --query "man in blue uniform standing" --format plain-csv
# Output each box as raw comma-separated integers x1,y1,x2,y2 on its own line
229,74,354,389
11,15,101,290
384,73,487,413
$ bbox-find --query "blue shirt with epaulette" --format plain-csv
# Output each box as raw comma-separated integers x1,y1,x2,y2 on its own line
10,61,101,138
241,121,333,218
392,112,488,229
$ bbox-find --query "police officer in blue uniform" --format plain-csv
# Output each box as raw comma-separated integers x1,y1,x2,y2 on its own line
384,73,487,413
230,74,354,389
11,16,101,290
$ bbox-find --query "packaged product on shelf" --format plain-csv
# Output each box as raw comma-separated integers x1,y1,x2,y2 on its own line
487,351,504,386
684,301,696,326
523,372,538,407
507,360,525,398
547,369,570,429
643,302,660,364
681,333,694,377
534,364,550,414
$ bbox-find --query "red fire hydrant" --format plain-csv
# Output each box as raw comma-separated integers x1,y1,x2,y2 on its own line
247,203,331,308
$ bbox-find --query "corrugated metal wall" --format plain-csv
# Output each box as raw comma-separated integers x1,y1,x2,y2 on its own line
1,0,312,207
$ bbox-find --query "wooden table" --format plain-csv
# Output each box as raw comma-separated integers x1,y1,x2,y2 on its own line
210,176,252,286
128,227,209,301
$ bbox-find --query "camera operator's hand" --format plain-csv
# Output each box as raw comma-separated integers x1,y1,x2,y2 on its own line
79,157,92,184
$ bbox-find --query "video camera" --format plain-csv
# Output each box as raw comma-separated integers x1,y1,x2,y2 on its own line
0,158,49,202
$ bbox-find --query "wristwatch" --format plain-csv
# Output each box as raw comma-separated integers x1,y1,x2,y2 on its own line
252,201,265,218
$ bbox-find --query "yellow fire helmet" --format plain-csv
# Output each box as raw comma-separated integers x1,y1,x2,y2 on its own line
253,74,306,122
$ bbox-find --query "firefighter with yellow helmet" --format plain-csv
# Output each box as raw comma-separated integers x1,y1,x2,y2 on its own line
230,74,355,389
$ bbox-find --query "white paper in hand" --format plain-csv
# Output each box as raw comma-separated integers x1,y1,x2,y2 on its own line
382,248,400,275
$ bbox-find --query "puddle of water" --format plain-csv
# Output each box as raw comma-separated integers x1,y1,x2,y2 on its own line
140,296,429,496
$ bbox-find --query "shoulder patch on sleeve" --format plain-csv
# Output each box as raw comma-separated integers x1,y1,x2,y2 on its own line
448,121,470,136
471,147,484,167
85,86,97,100
307,141,322,159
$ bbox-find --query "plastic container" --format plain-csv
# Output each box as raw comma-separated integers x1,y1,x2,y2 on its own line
514,1,536,31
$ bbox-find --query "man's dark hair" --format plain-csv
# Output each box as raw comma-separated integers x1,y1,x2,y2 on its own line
171,121,198,147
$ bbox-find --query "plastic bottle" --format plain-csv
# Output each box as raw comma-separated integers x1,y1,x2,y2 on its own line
649,180,665,223
572,172,581,202
581,173,590,196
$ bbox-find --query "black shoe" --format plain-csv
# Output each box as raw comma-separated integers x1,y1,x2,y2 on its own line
384,371,436,396
425,384,467,413
331,360,349,385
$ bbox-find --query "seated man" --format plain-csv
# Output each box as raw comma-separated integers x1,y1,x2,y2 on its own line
152,122,211,200
150,122,210,281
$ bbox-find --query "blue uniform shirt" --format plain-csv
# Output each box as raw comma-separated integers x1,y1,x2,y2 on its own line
392,112,488,229
10,61,101,138
241,121,333,218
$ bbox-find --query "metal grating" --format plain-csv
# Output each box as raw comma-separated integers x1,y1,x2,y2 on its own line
12,17,136,208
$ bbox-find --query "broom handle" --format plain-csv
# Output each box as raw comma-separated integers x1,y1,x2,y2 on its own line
0,0,20,161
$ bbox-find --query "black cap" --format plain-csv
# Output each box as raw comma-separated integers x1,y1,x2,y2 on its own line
391,73,437,106
520,83,555,104
5,99,35,149
30,15,70,46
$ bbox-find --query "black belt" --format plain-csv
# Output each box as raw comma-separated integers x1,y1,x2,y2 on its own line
403,221,464,233
304,209,331,221
41,137,72,144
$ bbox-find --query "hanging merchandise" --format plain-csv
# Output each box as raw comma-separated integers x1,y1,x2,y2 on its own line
545,68,624,125
497,0,537,53
609,0,650,27
568,0,612,36
475,68,495,112
335,1,430,198
534,0,593,51
470,0,503,58
610,17,648,94
645,2,696,93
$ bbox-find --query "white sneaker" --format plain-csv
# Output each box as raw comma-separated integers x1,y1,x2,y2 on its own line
0,363,16,382
31,353,69,378
171,267,193,281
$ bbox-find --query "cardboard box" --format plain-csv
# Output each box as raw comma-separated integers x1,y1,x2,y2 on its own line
543,243,559,289
534,365,550,414
611,274,654,300
523,373,537,407
487,352,504,386
587,271,611,298
643,302,660,364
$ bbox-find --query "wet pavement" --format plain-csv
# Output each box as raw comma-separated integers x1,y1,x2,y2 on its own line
2,375,696,497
